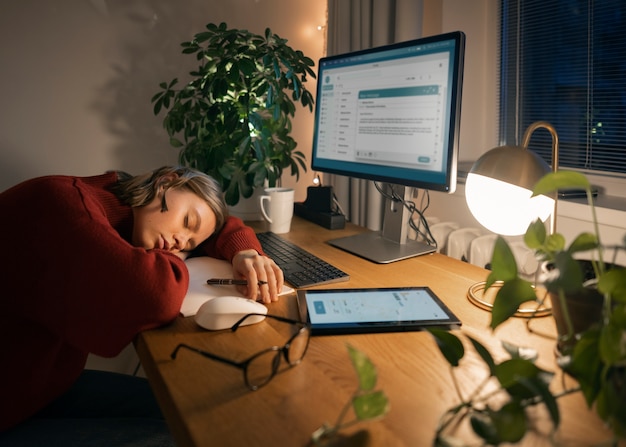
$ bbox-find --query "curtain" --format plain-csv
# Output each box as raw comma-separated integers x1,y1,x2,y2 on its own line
325,0,424,230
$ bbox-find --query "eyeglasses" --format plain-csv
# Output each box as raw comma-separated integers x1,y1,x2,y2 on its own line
171,313,311,391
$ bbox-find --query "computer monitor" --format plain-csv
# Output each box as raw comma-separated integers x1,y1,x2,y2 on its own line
311,31,465,263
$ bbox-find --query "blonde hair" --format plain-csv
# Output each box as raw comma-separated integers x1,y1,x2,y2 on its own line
111,166,228,233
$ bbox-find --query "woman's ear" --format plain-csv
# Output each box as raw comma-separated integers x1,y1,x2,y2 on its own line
155,172,179,189
156,173,179,212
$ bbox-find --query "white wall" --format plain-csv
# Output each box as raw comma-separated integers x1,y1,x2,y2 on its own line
417,0,498,229
441,0,499,163
0,0,327,202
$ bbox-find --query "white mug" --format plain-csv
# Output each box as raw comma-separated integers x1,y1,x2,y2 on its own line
259,187,295,234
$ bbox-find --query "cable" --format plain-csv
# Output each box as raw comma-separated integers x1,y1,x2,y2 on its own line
332,194,347,216
372,182,438,248
313,173,347,217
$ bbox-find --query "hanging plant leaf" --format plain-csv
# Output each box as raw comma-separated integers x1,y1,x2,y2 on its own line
352,390,390,421
491,278,537,329
532,171,591,196
428,328,465,367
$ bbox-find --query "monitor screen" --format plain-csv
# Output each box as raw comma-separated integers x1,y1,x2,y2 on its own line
311,31,465,194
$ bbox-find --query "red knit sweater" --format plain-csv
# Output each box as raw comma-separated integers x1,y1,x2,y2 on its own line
0,172,263,430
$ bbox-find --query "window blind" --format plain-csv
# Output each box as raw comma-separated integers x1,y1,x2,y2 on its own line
499,0,626,175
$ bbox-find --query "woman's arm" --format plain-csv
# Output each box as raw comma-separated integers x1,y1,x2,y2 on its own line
198,216,284,303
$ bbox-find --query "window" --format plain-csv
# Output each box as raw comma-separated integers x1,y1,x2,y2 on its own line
500,0,626,176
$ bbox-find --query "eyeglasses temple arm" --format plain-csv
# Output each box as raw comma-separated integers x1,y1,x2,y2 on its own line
170,343,245,369
231,313,308,331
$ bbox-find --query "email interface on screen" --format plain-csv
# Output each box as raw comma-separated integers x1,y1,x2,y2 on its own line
306,289,450,325
311,33,463,190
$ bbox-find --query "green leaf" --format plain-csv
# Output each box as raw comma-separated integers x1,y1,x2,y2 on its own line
153,99,163,115
352,390,390,420
470,412,499,445
569,329,602,405
347,345,377,391
519,376,560,428
524,219,547,249
227,62,240,82
532,171,591,197
608,303,626,328
238,58,257,76
599,322,624,365
567,232,599,254
494,358,541,392
489,401,528,443
544,232,566,253
427,329,465,367
467,336,496,373
595,375,626,432
491,278,536,329
194,31,212,43
485,237,519,289
169,137,183,148
598,268,626,302
494,361,556,424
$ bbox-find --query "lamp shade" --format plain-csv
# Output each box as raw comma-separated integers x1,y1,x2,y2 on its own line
465,145,554,235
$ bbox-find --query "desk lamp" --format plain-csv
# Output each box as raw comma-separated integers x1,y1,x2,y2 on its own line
464,121,560,315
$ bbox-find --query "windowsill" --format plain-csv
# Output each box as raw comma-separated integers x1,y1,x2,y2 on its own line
562,193,626,213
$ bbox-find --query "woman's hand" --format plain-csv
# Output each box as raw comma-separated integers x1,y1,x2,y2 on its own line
231,249,284,303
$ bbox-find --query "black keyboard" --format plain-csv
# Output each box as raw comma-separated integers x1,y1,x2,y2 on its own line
257,232,350,288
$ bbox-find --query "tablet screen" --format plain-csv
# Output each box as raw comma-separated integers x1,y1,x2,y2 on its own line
297,287,461,335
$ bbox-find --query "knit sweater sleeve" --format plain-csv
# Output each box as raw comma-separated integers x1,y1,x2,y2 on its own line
198,216,265,261
2,176,189,358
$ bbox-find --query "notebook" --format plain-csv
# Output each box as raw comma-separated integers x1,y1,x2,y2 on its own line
180,256,294,317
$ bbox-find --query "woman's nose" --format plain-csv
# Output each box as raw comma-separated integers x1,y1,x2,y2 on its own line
173,233,189,251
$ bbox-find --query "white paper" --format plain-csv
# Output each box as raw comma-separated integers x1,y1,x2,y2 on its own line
179,257,294,317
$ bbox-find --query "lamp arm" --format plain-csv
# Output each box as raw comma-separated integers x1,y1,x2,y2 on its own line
521,121,559,234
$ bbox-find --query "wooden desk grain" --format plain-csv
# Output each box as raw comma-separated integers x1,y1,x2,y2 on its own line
135,218,617,446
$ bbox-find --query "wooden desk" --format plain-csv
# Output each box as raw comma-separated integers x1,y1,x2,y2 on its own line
135,217,616,446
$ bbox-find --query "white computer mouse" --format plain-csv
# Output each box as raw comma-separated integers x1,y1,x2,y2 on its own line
194,296,268,331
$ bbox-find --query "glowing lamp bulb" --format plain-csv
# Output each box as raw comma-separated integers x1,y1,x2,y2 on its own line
465,172,554,236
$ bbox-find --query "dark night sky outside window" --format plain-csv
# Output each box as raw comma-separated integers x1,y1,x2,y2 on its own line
500,0,626,175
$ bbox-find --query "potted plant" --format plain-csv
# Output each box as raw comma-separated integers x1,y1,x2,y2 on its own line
151,22,316,207
429,171,626,445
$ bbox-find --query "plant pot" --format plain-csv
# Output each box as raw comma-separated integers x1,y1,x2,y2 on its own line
550,286,603,352
548,259,606,353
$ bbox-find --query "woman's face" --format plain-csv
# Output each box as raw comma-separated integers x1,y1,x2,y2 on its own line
132,187,217,253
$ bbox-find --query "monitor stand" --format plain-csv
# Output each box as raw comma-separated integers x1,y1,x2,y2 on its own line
328,184,436,264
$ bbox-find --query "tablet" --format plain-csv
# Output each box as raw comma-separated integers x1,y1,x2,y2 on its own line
296,287,461,335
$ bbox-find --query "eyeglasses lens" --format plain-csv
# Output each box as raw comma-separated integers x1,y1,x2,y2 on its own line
245,349,281,390
244,327,310,390
286,327,310,365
